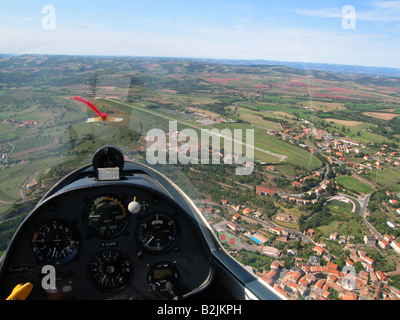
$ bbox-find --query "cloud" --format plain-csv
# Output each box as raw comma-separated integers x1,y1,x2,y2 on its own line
372,1,400,11
297,2,400,22
296,8,343,19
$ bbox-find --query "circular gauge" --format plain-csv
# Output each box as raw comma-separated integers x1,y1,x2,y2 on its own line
84,195,128,238
136,213,179,254
147,262,179,293
88,250,133,291
32,220,80,265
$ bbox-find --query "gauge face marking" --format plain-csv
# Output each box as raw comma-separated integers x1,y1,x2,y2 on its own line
88,250,133,291
136,213,179,254
84,196,128,238
32,220,80,265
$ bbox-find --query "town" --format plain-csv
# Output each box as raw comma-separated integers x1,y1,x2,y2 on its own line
196,116,400,300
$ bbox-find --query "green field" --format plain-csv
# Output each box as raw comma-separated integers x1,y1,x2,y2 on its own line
316,200,363,241
366,167,400,192
0,157,59,202
215,122,321,170
336,175,374,195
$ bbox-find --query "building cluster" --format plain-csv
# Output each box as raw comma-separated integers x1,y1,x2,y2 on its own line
278,123,312,145
326,139,400,172
195,116,234,125
258,239,400,300
255,184,327,208
3,119,37,128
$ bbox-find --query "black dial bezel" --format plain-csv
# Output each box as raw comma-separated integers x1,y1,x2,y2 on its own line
83,195,129,239
31,219,80,265
135,212,180,255
87,249,133,292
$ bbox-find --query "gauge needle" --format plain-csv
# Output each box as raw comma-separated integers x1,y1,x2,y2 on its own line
146,236,155,245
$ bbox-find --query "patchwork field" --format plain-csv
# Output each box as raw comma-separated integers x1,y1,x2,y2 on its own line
363,111,400,120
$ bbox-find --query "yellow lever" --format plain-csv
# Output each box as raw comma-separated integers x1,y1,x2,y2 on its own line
6,283,33,300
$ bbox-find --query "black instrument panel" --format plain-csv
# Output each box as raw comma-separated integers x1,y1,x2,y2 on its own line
0,181,214,300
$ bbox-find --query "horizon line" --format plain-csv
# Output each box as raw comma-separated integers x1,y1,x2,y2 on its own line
1,52,400,76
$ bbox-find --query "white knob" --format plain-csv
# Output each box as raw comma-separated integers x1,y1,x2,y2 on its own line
128,201,141,214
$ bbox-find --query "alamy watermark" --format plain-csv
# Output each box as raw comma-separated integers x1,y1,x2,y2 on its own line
342,5,356,30
41,5,56,30
41,265,56,290
145,121,255,175
341,265,357,291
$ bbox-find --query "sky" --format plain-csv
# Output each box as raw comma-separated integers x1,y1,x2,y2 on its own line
1,0,400,68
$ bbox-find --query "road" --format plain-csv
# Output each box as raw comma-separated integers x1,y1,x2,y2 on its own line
356,193,384,241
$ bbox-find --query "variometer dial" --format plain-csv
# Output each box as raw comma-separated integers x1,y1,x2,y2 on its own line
84,195,129,238
136,213,179,254
32,220,80,265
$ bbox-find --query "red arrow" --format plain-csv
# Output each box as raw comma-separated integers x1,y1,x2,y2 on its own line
73,96,107,121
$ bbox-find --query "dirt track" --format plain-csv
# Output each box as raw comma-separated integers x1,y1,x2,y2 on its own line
10,137,59,158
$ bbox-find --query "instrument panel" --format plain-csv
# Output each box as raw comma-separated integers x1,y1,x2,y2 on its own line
0,179,214,300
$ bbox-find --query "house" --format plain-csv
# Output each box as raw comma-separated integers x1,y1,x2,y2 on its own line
270,261,281,271
256,186,276,196
363,256,374,266
346,260,355,268
364,235,376,247
268,227,282,235
232,214,241,221
391,241,400,254
227,221,241,233
359,252,374,266
326,262,338,270
26,181,38,190
384,234,394,242
292,181,303,188
307,229,317,237
275,213,292,223
387,220,398,229
376,270,388,284
313,246,325,256
206,207,215,214
330,232,339,240
253,211,262,218
242,208,252,215
379,240,389,250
